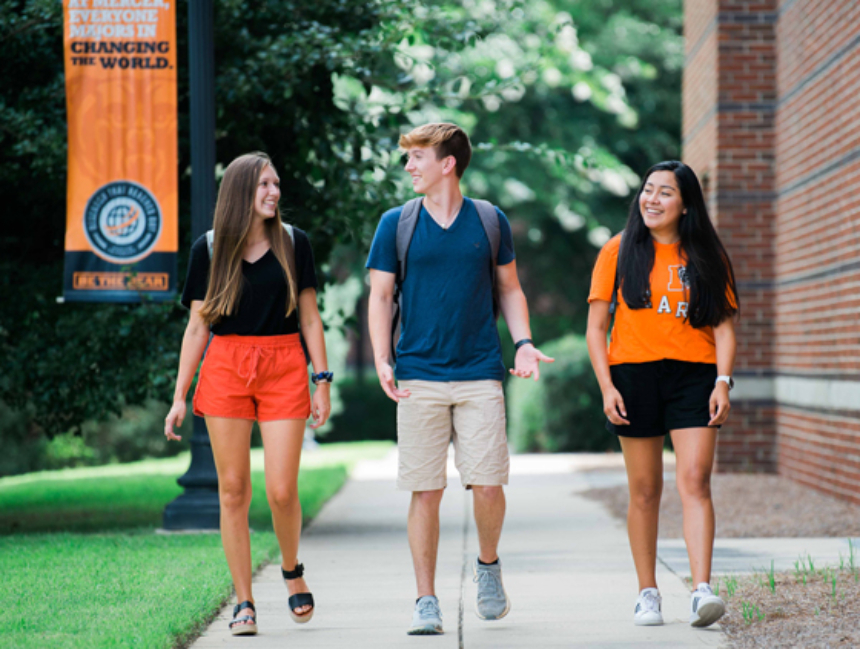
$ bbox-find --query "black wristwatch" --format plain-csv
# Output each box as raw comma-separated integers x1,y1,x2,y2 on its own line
311,371,333,385
514,338,534,351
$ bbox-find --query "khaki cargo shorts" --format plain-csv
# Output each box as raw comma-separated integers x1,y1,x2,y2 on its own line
396,380,509,491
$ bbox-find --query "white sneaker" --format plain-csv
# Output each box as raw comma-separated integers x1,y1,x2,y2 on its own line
633,588,663,626
690,582,725,627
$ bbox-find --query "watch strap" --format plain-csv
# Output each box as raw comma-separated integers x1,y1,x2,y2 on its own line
715,375,734,390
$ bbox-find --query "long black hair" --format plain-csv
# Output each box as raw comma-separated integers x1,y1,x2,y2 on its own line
617,161,738,328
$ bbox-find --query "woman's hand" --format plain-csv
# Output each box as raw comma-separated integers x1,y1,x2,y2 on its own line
603,386,630,426
708,383,731,426
164,400,187,441
309,384,331,429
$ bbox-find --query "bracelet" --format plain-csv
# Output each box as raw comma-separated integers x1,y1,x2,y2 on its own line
514,338,534,351
311,371,334,385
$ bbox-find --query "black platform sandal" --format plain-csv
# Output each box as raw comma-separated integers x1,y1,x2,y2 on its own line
229,600,258,636
282,563,315,623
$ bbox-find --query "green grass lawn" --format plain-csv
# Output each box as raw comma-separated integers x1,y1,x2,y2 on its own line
0,441,392,649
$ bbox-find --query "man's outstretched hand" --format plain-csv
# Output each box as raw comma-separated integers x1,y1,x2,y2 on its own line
509,344,555,381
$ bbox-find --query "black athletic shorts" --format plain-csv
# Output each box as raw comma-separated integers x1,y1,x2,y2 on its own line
606,360,718,438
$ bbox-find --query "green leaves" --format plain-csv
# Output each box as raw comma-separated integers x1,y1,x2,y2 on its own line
1,288,185,438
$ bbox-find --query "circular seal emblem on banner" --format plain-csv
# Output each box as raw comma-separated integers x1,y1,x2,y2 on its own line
83,181,163,264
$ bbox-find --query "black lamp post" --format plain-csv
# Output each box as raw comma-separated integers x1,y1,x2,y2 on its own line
162,0,219,530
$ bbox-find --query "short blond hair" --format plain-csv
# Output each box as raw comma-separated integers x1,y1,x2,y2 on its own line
399,123,472,178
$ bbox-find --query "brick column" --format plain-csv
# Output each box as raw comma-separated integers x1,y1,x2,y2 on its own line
683,0,778,472
771,0,860,501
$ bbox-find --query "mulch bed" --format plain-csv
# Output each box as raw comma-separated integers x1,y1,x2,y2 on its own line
583,472,860,647
583,473,860,538
718,566,860,648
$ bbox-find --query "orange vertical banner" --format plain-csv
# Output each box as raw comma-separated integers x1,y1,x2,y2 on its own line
62,0,177,302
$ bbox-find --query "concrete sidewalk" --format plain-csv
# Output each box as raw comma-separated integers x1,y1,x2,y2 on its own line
660,537,860,577
191,451,725,648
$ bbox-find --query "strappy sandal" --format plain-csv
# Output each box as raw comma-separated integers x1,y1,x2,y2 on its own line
229,600,258,636
282,562,315,623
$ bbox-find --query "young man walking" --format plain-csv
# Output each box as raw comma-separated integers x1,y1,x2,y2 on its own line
366,123,553,635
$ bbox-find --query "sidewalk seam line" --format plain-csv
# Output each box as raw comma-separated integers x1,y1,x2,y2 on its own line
657,553,682,580
459,493,469,649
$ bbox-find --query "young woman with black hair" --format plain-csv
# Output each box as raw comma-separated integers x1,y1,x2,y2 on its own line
164,152,331,635
586,161,738,628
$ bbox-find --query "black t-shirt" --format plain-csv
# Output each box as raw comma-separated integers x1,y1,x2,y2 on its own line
180,227,318,336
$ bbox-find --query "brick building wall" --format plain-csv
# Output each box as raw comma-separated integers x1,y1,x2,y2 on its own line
683,0,860,503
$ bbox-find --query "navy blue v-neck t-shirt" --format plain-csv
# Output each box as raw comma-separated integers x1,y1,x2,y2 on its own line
366,198,515,382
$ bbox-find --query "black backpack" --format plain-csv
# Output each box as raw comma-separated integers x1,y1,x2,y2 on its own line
390,197,502,361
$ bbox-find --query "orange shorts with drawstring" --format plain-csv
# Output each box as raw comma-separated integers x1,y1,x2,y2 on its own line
193,334,311,421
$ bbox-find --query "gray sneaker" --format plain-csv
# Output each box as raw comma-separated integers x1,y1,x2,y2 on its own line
473,558,511,620
408,595,443,635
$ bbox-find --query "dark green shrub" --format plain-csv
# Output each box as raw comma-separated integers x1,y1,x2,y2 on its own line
0,400,45,476
0,399,191,476
322,376,396,443
76,400,191,465
507,334,617,453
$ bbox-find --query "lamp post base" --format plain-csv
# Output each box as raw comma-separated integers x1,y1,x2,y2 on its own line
162,414,220,530
162,488,220,530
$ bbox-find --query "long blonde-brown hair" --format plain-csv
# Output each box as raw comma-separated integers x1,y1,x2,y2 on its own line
199,152,298,325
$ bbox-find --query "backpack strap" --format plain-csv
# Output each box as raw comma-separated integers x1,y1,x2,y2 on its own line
472,199,501,262
390,198,423,362
207,222,293,259
395,198,423,284
473,199,502,320
609,232,623,326
279,223,309,365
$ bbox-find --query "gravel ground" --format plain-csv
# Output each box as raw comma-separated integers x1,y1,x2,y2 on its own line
583,471,860,647
583,473,860,538
718,568,860,648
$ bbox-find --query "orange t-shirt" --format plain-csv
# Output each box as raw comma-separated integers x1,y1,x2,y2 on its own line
588,234,727,365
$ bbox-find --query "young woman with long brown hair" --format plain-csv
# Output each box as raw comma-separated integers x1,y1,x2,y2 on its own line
586,161,738,629
164,152,331,636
